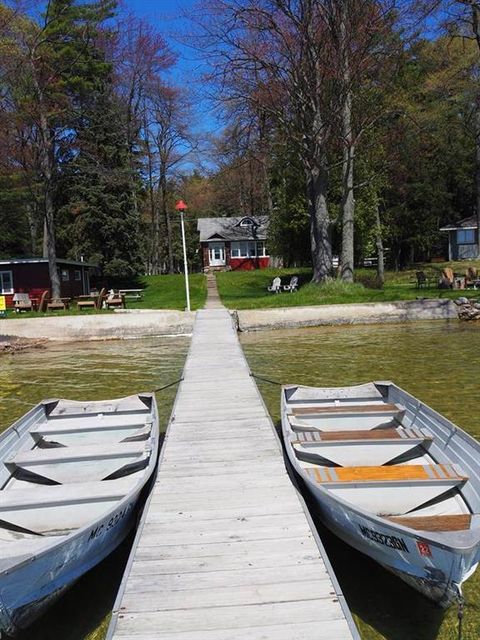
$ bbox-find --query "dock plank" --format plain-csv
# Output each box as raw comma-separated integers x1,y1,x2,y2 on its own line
107,308,358,640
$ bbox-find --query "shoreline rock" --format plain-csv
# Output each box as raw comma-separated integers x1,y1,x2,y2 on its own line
455,297,480,321
0,336,48,354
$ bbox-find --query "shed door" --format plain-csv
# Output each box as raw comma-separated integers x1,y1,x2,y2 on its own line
208,242,226,266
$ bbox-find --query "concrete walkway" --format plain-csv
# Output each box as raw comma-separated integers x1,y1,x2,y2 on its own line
107,308,359,639
205,272,223,309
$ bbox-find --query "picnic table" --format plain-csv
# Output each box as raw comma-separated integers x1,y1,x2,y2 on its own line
118,289,143,300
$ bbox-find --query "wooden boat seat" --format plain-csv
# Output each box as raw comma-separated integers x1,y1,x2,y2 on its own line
388,514,472,532
306,464,468,484
291,403,402,416
292,426,428,444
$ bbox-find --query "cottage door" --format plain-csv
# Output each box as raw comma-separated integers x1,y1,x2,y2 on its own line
208,242,226,266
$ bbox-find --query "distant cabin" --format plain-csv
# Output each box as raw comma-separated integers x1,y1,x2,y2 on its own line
197,216,270,271
0,258,97,307
440,216,479,260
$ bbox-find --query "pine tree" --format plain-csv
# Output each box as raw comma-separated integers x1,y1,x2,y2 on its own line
62,85,142,278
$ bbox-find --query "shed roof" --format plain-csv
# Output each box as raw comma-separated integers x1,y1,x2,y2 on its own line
0,257,97,268
197,216,269,242
440,215,478,231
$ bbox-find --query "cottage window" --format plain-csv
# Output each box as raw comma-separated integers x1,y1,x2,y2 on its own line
239,217,255,227
457,229,476,244
61,269,69,281
231,241,268,258
0,270,13,294
74,270,82,281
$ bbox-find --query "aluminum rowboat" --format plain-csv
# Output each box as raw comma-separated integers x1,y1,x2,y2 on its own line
281,381,480,607
0,393,159,636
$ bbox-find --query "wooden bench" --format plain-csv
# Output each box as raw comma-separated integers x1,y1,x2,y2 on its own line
306,464,467,484
77,298,96,310
388,514,472,532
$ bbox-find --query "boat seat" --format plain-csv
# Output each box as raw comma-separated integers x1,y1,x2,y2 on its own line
6,443,151,484
305,464,468,514
30,421,153,447
306,464,467,484
292,426,428,443
291,403,402,416
40,413,151,431
388,514,472,532
0,478,135,534
291,427,432,467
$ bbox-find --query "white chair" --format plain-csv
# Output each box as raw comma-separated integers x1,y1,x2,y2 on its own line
283,276,299,293
267,277,282,293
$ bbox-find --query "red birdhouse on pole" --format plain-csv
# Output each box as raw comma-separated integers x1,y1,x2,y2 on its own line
175,200,188,212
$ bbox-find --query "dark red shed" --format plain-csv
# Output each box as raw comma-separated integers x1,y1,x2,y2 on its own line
0,258,97,308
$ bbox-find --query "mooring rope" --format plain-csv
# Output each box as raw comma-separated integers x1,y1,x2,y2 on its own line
457,594,464,640
250,372,283,386
152,377,184,393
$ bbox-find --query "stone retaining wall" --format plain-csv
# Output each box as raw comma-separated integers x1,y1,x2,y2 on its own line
0,310,195,342
0,299,459,342
234,299,458,332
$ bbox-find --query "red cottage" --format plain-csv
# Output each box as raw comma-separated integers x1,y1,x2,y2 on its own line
197,216,270,271
0,258,97,308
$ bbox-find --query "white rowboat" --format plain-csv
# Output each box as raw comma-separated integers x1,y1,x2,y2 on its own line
281,382,480,607
0,393,159,636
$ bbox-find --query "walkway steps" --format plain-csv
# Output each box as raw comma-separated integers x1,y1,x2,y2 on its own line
107,308,359,640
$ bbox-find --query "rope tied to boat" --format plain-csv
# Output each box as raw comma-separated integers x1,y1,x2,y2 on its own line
250,372,282,386
457,593,465,640
152,377,183,393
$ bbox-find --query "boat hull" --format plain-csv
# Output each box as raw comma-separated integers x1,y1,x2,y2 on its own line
0,488,141,635
304,477,470,607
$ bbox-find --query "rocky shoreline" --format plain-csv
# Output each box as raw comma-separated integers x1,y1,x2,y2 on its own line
455,297,480,321
0,336,48,354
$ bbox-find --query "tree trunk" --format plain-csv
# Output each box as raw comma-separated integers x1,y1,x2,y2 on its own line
476,100,480,258
31,54,60,299
306,164,332,282
339,0,355,282
340,129,355,282
374,198,385,286
39,122,60,298
144,120,160,275
160,172,174,274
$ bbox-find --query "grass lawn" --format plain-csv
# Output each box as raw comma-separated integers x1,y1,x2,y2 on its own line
2,273,207,319
215,262,480,310
128,273,207,311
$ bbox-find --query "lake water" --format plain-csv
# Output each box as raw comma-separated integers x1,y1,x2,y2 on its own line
2,321,480,639
241,320,480,640
0,336,190,640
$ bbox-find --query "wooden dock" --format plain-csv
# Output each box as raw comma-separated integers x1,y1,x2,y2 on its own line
107,308,359,639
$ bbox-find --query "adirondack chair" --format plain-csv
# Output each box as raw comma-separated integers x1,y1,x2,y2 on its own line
105,290,125,309
283,276,299,293
267,277,282,293
37,291,49,313
13,293,33,312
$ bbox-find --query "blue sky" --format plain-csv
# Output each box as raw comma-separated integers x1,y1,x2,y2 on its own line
122,0,219,141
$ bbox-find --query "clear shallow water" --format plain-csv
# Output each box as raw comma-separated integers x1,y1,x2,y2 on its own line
241,320,480,640
0,336,190,640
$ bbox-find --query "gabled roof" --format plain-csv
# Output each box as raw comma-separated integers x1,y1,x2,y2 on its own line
440,215,478,231
197,216,269,242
